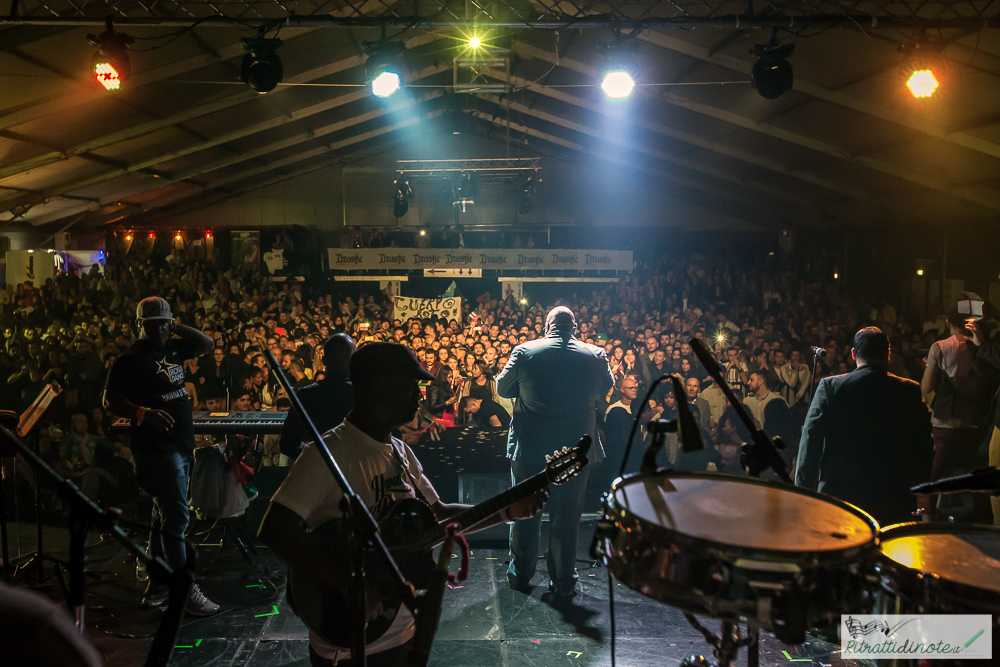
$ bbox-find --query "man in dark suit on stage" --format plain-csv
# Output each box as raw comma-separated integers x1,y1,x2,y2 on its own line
796,327,934,525
497,306,615,599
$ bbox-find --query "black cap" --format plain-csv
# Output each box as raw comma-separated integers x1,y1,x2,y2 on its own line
350,342,437,384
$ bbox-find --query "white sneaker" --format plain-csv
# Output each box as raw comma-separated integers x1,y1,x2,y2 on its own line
185,584,221,617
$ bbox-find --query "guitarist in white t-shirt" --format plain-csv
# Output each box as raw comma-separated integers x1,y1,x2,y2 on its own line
258,343,548,667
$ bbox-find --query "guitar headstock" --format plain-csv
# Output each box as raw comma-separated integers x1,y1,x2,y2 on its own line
544,435,592,485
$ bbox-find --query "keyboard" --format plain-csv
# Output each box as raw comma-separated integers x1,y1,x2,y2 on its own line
111,411,288,435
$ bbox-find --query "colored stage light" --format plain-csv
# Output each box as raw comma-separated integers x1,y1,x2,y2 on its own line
372,72,401,98
469,37,481,49
365,41,407,98
907,70,938,98
88,18,133,91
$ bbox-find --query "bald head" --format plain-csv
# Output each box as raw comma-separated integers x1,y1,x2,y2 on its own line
323,334,356,374
545,306,577,337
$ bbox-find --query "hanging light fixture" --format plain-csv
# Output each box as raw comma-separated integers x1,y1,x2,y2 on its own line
241,29,283,94
597,39,639,100
393,178,412,218
899,41,944,99
87,17,134,91
750,37,795,100
365,40,407,98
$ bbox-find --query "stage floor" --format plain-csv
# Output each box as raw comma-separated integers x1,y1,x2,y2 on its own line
10,520,861,667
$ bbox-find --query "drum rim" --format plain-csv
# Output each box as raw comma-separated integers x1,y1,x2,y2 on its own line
606,470,880,557
876,521,1000,609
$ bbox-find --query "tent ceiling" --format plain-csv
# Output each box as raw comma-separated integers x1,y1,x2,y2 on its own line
2,1,1000,232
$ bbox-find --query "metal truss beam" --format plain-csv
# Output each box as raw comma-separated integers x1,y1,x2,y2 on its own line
3,14,1000,30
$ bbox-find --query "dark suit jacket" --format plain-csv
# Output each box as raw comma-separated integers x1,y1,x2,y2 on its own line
795,365,933,526
497,333,615,466
279,372,353,459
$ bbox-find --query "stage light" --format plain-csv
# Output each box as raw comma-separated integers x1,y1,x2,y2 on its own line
87,18,134,91
419,229,427,236
147,232,156,239
469,37,481,49
241,30,283,94
518,174,537,215
833,272,839,279
372,72,401,98
174,233,183,242
899,42,944,99
205,231,213,240
520,298,527,305
393,178,412,218
125,233,133,241
750,41,795,100
365,41,407,98
597,40,639,100
601,71,635,99
907,70,938,98
917,269,924,276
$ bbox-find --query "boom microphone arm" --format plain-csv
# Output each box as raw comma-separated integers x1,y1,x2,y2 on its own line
688,338,792,483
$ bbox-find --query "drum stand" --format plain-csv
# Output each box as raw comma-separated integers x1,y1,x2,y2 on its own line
681,613,759,667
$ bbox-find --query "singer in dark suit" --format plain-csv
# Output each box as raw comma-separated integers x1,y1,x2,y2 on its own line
796,327,934,526
497,306,616,598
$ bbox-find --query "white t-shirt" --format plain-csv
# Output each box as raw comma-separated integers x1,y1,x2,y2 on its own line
270,420,440,663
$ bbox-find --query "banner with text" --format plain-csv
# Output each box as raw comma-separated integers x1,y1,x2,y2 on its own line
393,296,462,323
328,249,633,272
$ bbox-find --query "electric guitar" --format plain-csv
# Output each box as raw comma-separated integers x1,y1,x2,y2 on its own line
288,436,591,647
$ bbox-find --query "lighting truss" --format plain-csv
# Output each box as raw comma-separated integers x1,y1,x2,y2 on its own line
396,158,541,184
6,1,1000,29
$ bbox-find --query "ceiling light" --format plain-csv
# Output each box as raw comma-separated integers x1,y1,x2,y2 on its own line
601,71,635,99
87,18,133,91
750,41,795,100
597,40,639,100
907,70,938,98
241,30,283,94
372,72,401,98
365,41,407,98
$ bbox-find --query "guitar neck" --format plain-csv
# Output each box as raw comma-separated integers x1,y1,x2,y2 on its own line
449,469,552,531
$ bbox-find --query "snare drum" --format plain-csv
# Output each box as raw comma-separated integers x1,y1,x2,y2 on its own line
876,522,1000,615
592,471,880,644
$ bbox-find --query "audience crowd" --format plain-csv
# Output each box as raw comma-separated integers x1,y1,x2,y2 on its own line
1,243,996,516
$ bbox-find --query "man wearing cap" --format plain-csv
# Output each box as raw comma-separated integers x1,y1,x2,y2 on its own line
103,296,220,615
258,343,546,665
279,334,356,460
497,306,615,600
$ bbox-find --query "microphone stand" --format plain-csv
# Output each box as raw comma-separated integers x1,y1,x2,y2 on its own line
263,351,420,667
689,338,792,484
0,424,193,667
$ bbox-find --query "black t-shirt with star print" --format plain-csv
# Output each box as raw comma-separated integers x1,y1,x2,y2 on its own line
105,338,199,455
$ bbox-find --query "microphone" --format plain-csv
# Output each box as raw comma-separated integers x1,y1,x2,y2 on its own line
669,374,704,454
811,346,827,358
911,467,1000,495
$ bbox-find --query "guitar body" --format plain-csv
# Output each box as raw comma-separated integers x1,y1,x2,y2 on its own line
289,498,440,648
286,437,590,649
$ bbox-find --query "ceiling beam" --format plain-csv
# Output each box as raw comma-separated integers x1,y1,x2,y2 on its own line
467,109,778,230
480,65,850,204
512,40,1000,213
474,93,815,227
0,63,451,213
0,31,441,181
82,110,448,227
21,91,445,226
637,30,1000,162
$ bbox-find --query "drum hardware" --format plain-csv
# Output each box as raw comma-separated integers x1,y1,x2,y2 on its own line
681,614,758,667
910,466,1000,495
593,471,880,667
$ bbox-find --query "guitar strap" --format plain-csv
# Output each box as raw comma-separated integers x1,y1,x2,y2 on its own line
386,439,431,506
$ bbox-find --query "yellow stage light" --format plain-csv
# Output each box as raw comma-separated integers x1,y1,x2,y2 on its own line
468,37,481,49
907,70,938,98
917,269,924,276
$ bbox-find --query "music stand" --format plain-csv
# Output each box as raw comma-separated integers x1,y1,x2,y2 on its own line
15,384,65,585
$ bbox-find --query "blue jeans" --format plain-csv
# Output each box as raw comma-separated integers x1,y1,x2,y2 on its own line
507,457,591,594
134,451,190,579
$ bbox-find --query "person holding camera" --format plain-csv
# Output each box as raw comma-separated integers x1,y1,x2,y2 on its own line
103,297,219,615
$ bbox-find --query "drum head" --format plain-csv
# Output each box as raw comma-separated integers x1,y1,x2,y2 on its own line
880,523,1000,594
612,472,876,552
